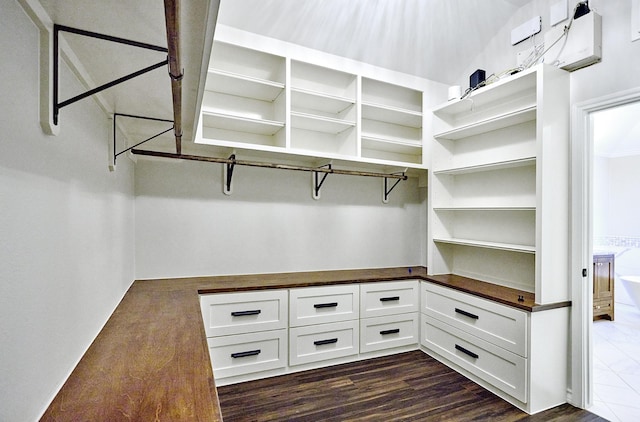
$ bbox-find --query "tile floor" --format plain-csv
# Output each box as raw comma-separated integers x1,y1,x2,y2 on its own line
590,303,640,421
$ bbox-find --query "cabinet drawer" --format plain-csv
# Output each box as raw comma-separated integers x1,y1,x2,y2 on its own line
360,280,419,318
421,282,528,357
289,320,359,366
593,299,612,314
360,313,419,353
290,285,359,327
200,290,288,337
207,329,287,379
421,315,527,403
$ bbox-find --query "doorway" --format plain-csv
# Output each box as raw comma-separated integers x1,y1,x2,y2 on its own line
571,88,640,419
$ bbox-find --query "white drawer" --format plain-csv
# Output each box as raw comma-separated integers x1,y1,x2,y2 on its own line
360,280,419,318
290,284,359,327
289,320,359,366
421,315,527,403
207,329,287,379
421,282,528,357
200,290,288,337
360,313,419,353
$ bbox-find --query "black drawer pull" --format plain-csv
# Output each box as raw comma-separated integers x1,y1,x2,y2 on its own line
314,338,338,346
455,344,479,359
231,309,261,317
455,308,479,320
380,328,400,335
231,349,261,358
314,302,338,309
380,296,400,302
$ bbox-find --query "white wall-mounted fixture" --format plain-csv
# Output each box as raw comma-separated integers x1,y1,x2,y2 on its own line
550,0,568,26
544,12,602,71
511,16,542,45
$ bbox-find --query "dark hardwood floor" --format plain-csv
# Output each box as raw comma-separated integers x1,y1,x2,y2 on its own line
217,351,606,422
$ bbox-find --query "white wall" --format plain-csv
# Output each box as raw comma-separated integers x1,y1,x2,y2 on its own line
135,158,426,279
0,3,136,421
607,155,640,237
453,0,640,105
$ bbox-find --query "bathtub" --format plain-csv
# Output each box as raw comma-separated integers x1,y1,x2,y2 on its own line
620,276,640,311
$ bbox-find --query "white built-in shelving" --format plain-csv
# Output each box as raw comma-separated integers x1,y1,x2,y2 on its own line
428,64,570,304
196,32,428,170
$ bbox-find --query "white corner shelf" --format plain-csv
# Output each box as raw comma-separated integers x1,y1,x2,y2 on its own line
428,64,570,305
434,106,536,140
432,237,536,254
433,157,535,175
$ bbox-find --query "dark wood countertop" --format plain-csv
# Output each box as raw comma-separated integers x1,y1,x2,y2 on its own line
41,267,570,421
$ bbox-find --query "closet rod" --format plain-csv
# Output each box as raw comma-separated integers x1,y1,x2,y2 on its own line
164,0,183,155
131,149,408,180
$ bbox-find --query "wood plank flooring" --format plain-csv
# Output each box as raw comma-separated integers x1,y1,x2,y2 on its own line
217,351,605,422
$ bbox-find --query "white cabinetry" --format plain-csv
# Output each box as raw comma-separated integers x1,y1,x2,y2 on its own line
289,285,360,365
200,290,288,384
200,42,286,151
429,64,569,304
197,27,429,170
359,281,419,353
420,281,569,414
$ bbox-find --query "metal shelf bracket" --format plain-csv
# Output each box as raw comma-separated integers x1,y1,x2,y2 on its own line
53,24,168,126
312,163,332,200
111,113,174,170
383,170,407,203
223,154,236,195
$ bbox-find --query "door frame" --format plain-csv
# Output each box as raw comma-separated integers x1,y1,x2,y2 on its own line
570,87,640,408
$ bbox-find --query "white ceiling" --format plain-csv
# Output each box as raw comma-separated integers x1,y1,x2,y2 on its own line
36,0,216,146
216,0,534,86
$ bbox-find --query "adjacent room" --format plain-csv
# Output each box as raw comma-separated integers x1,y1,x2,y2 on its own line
1,0,639,420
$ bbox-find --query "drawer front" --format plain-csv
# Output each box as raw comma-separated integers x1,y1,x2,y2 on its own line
289,320,359,366
421,282,528,357
290,285,359,327
360,280,419,318
360,313,419,353
207,329,287,379
593,299,613,315
421,315,527,403
200,290,288,337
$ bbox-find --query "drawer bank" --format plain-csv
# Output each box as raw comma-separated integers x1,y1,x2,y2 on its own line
40,267,570,420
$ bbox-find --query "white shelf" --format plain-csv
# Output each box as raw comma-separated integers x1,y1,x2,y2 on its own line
206,69,284,102
433,69,537,117
434,106,536,140
362,102,422,128
202,112,285,136
361,135,421,155
291,112,355,134
433,206,535,211
291,88,355,115
433,157,535,175
433,237,536,254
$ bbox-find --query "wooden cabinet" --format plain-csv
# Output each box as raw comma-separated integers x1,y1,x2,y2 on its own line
196,26,428,170
420,280,569,414
428,64,570,305
593,254,615,320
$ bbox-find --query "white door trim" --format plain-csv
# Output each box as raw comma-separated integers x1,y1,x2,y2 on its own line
570,87,640,408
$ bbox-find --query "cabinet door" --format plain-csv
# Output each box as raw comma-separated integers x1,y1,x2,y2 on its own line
593,256,614,300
